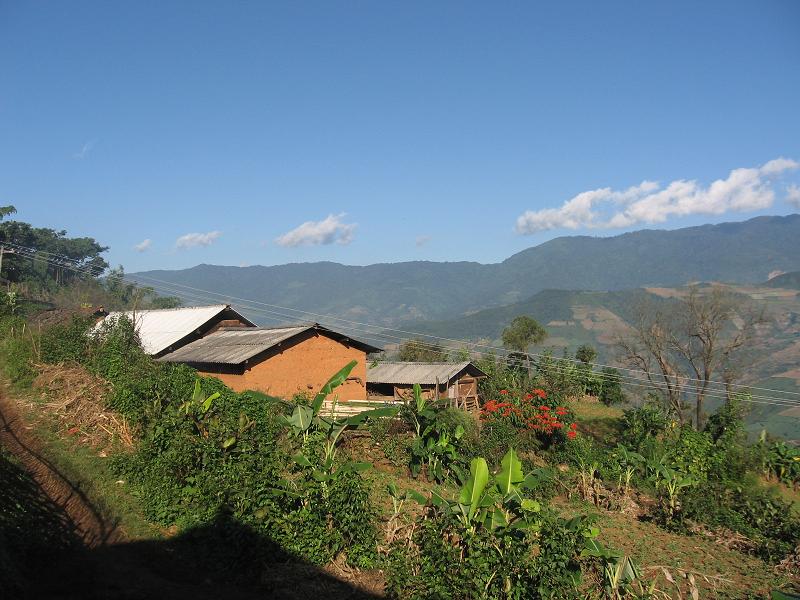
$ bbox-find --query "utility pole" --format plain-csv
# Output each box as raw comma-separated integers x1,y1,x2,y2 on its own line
0,245,15,281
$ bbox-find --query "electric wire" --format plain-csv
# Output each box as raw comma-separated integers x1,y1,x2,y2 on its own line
6,240,800,410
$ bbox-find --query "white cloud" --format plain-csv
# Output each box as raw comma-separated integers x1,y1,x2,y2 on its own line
516,158,800,234
787,184,800,208
73,139,96,160
275,214,356,247
175,231,221,249
134,238,152,252
415,235,431,247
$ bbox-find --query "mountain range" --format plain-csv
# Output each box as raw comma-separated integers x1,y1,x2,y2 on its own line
135,214,800,326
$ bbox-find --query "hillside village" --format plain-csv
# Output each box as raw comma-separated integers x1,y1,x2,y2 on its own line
3,3,800,598
3,208,800,599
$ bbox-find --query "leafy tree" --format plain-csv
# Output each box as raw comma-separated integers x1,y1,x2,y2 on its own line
0,205,16,220
575,344,597,365
148,295,183,309
0,218,109,287
598,367,624,406
501,315,547,353
502,315,547,374
398,338,449,362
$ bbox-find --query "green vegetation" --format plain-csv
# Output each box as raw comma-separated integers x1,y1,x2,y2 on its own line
3,210,800,597
397,338,449,362
4,305,800,597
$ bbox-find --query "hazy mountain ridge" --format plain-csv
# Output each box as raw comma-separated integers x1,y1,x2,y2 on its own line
135,215,800,325
766,271,800,290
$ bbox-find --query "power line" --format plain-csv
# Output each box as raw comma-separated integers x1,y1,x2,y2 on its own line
7,240,800,408
9,240,800,407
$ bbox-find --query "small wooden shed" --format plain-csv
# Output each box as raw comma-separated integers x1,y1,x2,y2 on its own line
366,361,487,411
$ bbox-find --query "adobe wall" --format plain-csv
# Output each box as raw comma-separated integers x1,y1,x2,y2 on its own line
199,333,367,401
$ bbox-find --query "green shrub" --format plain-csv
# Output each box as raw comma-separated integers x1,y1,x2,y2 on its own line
619,404,668,449
260,470,378,568
434,407,480,457
386,450,596,599
39,316,97,365
479,418,525,466
597,367,625,406
664,426,717,483
116,378,288,528
387,509,593,599
0,316,37,388
683,483,800,561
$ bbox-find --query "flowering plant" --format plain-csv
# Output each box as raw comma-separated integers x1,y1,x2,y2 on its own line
480,388,578,444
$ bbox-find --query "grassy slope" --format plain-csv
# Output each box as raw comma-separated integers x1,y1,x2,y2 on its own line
342,398,795,598
4,374,796,598
2,383,163,541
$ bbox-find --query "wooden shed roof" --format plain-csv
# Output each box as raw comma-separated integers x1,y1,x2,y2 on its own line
367,361,486,386
158,322,382,366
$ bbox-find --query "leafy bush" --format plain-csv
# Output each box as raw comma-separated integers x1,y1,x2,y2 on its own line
39,315,97,365
0,315,37,388
478,388,580,467
434,407,480,457
619,404,668,449
597,367,625,406
761,441,800,487
663,426,718,483
386,450,597,599
400,384,471,482
683,483,800,561
478,417,527,467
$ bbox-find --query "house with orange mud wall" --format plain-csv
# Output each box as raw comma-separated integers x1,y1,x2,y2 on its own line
157,323,382,401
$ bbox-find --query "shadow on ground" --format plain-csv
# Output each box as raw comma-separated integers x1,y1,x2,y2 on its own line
1,398,383,600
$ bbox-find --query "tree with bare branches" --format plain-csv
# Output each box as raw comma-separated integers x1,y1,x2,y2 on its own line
616,286,764,429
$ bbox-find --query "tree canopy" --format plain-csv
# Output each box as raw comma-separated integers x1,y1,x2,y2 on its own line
0,219,109,287
501,315,547,354
398,338,449,362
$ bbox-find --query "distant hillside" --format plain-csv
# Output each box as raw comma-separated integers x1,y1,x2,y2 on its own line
766,271,800,290
405,283,800,440
398,288,668,344
134,214,800,325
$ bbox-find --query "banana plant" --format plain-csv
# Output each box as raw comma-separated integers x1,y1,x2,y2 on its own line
582,539,644,600
658,466,697,523
612,444,645,499
765,441,800,486
431,448,542,535
285,360,399,483
405,383,467,482
179,378,222,439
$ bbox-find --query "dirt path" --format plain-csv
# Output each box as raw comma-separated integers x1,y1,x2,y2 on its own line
0,390,383,599
0,390,122,548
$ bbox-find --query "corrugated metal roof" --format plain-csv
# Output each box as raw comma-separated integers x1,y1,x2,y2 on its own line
94,304,245,355
158,325,310,364
158,323,382,365
367,361,487,385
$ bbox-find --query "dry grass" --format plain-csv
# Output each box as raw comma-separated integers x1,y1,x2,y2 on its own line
32,363,133,450
555,496,793,598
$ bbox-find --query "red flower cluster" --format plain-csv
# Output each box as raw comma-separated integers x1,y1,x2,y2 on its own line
482,400,523,419
480,389,578,441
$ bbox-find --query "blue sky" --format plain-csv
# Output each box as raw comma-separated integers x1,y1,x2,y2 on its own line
1,1,799,272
